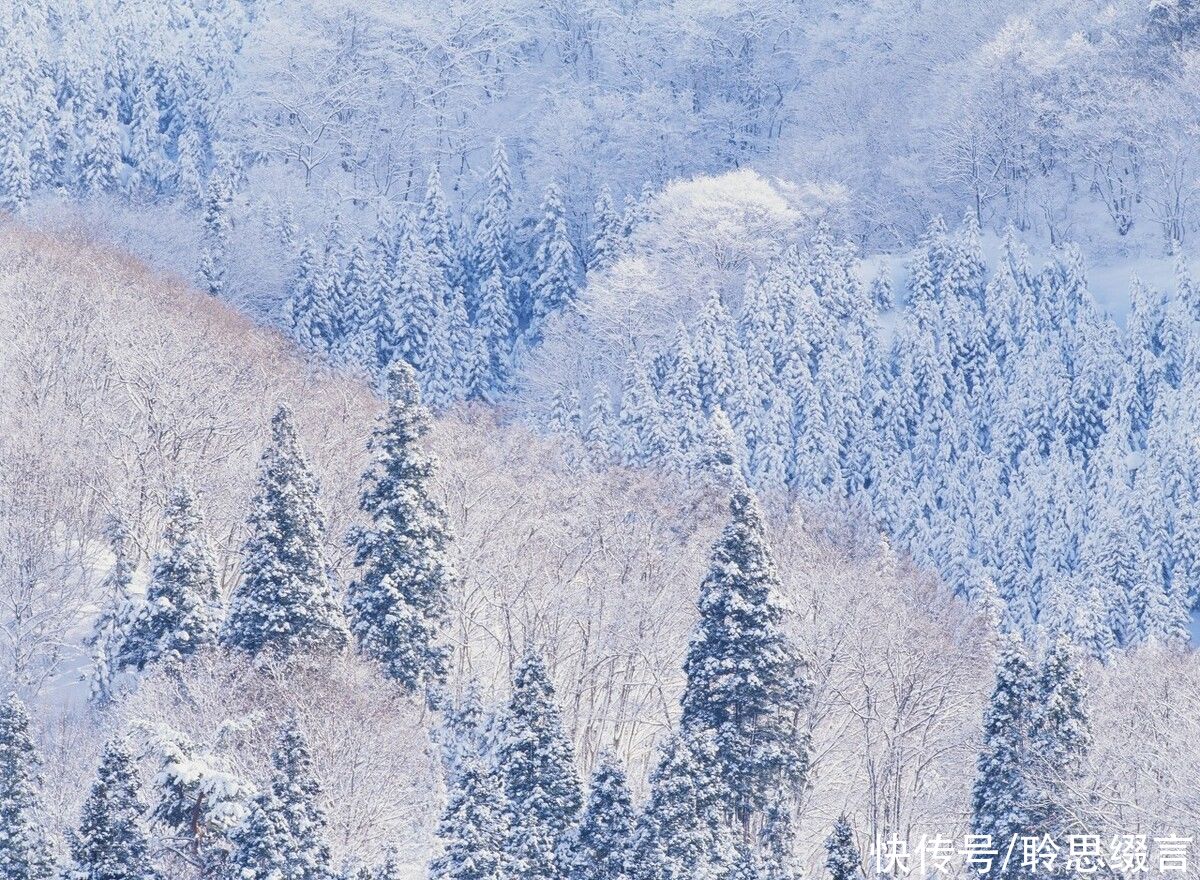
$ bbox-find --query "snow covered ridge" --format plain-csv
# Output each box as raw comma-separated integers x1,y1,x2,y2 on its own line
1,223,1199,880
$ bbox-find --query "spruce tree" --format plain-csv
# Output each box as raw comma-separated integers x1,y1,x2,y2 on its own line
497,652,582,880
121,487,221,674
680,487,811,827
221,406,349,660
474,141,513,313
0,694,54,880
346,362,456,695
85,517,138,708
528,182,579,333
626,734,733,880
70,739,157,880
430,752,509,880
474,265,514,397
588,185,622,274
824,816,860,880
420,166,456,289
198,170,232,298
970,634,1036,880
287,238,335,353
270,721,333,880
223,792,288,880
566,751,635,880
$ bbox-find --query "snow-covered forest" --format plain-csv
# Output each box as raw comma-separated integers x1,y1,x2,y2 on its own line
3,1,1200,879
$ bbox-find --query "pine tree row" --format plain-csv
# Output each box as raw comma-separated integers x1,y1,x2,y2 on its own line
89,362,456,704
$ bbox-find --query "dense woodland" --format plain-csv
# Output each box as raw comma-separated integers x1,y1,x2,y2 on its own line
3,1,1200,880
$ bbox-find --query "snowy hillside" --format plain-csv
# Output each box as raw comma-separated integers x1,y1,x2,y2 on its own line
4,1,1200,880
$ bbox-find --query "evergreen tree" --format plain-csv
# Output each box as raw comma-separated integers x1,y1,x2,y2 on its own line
475,264,515,399
823,816,860,880
430,752,509,880
497,652,583,879
70,739,157,880
420,166,456,289
528,182,579,333
221,406,349,660
0,694,54,880
588,185,622,274
680,487,811,827
270,721,333,880
567,751,635,880
583,390,618,469
347,362,455,695
223,793,287,880
287,238,335,353
198,170,233,298
85,516,138,708
626,735,733,880
474,141,513,312
121,487,221,673
970,635,1036,880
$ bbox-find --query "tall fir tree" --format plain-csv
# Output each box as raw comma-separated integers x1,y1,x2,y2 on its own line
70,739,157,880
198,169,233,298
588,185,622,274
121,487,221,674
528,182,579,334
474,140,514,314
497,652,583,880
223,792,288,880
680,487,811,829
270,721,333,880
346,362,456,695
221,406,349,659
85,516,138,707
970,635,1036,880
566,751,635,880
823,816,860,880
0,694,54,880
430,751,509,880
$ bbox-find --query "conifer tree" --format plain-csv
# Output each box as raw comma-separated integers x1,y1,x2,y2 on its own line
70,740,157,880
626,734,733,880
221,406,349,660
497,652,582,879
0,694,54,880
85,516,138,708
567,751,635,880
824,816,860,880
528,182,579,333
287,238,335,353
474,141,513,311
583,391,618,469
347,362,455,695
430,752,509,880
680,487,811,827
198,170,233,298
588,185,622,274
223,793,287,880
420,166,456,289
270,721,333,880
970,635,1036,880
474,265,515,397
121,487,221,673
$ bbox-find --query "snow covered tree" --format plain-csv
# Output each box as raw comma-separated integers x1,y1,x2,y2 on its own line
121,487,220,674
566,751,634,880
970,635,1036,880
287,238,335,353
85,516,138,707
198,170,233,298
474,265,515,398
347,362,455,695
70,739,157,880
680,487,811,828
497,651,582,880
824,816,860,880
420,166,456,289
583,390,618,469
528,182,579,334
0,694,54,880
430,752,509,880
588,185,622,274
0,139,32,213
223,792,287,880
474,141,514,312
221,405,349,660
626,734,733,880
270,721,333,880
